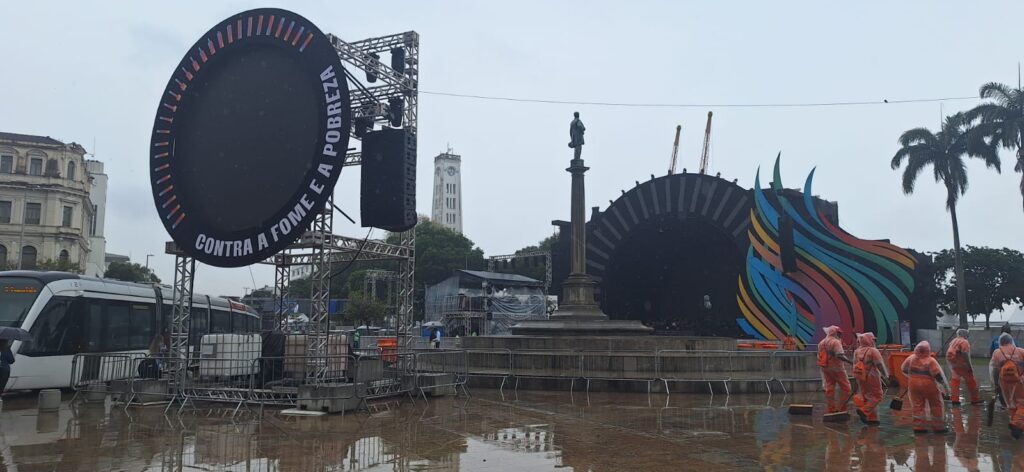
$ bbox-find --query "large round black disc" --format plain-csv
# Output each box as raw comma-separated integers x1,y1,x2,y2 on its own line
150,8,350,267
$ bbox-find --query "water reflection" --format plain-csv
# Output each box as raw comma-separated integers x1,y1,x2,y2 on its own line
1,390,1023,470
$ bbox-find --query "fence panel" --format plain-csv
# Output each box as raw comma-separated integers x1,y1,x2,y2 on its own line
70,353,146,401
579,350,658,393
723,350,775,394
412,349,469,399
511,349,581,391
699,351,735,395
770,350,821,394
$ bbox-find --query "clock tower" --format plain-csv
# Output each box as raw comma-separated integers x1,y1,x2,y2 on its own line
431,150,462,233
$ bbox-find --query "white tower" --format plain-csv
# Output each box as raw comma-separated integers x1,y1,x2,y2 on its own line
431,150,462,233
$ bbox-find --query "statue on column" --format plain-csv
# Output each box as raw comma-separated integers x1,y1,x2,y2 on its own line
568,111,585,159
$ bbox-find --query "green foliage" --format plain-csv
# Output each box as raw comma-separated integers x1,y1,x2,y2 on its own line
104,261,160,283
344,293,389,327
386,219,485,287
967,82,1024,210
35,259,83,274
932,246,1024,328
891,112,1000,210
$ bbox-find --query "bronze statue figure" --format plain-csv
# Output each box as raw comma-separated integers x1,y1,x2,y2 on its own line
569,111,585,159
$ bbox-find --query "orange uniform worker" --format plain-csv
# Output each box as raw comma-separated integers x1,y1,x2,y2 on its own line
989,333,1024,438
901,341,950,434
946,328,981,405
818,326,852,413
853,332,889,425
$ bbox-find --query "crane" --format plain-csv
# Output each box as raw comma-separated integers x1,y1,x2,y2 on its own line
699,111,713,174
667,125,681,175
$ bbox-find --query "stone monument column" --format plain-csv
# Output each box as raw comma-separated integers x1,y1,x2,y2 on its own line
510,112,651,336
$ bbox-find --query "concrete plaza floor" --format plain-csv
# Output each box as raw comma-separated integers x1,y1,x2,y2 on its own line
0,387,1017,471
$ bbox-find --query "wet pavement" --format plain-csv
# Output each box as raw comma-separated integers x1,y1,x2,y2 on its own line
0,388,1019,471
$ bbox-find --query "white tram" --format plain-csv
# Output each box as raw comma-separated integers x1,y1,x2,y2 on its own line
0,271,260,390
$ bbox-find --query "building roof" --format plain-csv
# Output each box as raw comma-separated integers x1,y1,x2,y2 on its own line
0,132,67,147
456,270,542,286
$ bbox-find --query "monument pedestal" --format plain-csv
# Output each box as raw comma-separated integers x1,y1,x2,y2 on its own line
512,126,652,337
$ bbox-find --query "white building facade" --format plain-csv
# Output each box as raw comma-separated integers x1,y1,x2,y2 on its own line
431,151,462,233
0,132,106,273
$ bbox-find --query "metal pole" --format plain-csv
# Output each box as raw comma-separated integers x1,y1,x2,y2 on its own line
146,254,154,269
16,185,29,270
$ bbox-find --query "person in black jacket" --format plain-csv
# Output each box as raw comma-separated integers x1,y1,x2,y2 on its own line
0,339,14,395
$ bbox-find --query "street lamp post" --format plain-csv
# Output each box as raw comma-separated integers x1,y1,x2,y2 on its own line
145,254,154,269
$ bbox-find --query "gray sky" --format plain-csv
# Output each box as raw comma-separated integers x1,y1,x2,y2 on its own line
2,1,1022,297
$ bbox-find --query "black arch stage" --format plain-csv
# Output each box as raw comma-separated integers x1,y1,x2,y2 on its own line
551,173,836,336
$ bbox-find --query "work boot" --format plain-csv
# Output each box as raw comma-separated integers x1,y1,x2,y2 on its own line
856,409,868,425
1012,424,1024,440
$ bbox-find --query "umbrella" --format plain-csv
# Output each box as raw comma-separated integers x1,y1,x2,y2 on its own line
0,327,31,342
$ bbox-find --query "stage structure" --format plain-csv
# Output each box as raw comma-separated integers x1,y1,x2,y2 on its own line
554,159,930,345
150,8,419,390
487,250,552,295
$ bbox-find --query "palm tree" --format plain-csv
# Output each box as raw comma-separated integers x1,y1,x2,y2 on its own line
891,112,1000,328
968,82,1024,210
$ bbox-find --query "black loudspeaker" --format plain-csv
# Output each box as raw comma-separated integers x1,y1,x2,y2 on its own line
390,47,406,74
779,215,797,273
360,128,416,231
389,98,404,127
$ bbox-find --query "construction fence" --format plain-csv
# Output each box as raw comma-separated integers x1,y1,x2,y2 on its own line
462,348,823,395
69,341,469,415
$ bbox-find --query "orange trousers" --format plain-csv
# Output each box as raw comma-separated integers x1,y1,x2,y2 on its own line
854,374,883,421
1001,379,1024,432
949,365,980,403
822,368,852,413
909,376,944,431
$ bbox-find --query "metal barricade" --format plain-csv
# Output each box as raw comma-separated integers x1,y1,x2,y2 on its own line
248,356,302,407
579,350,658,393
656,350,708,394
70,353,146,402
412,349,469,400
122,355,180,412
510,349,581,391
722,350,776,395
464,348,513,391
699,351,735,395
352,351,415,401
770,350,821,394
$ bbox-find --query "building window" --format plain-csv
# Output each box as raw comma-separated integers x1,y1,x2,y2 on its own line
29,158,43,176
25,202,41,225
45,159,59,177
21,246,37,269
0,201,10,224
89,205,97,236
0,155,12,173
0,245,7,268
62,206,73,227
59,249,69,263
67,161,76,181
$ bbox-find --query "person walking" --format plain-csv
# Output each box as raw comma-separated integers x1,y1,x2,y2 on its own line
901,341,950,434
817,326,852,414
990,333,1024,438
853,332,888,425
992,324,1014,408
0,339,14,398
432,328,442,349
946,329,981,406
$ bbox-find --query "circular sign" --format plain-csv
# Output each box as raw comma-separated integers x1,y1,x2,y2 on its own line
150,8,350,267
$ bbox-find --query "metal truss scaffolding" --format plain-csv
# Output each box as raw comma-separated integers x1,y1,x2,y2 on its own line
488,251,553,295
166,242,195,397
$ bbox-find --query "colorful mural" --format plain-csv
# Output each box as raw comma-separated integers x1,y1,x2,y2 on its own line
736,157,917,346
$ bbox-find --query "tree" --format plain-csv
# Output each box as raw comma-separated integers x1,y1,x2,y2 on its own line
968,82,1024,210
36,258,82,274
891,112,1000,328
344,293,389,327
386,219,485,288
932,246,1024,328
104,261,161,283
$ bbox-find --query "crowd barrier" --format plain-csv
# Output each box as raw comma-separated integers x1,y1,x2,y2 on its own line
461,349,824,395
69,349,469,415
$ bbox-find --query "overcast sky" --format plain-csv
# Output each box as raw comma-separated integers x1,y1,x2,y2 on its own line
2,1,1022,297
